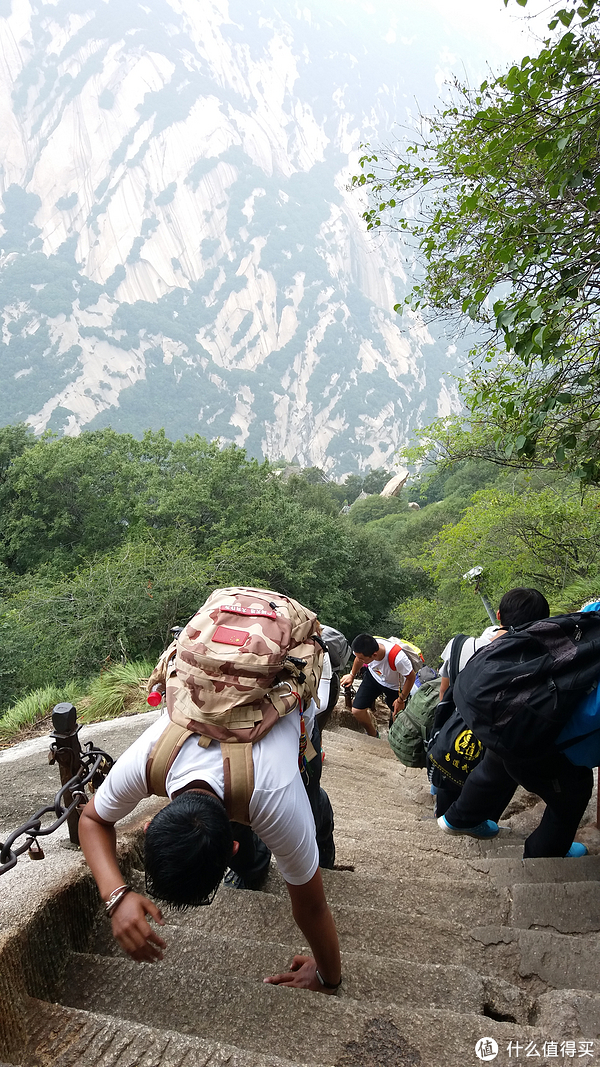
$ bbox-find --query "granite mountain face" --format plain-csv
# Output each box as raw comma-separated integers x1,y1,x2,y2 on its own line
0,0,470,474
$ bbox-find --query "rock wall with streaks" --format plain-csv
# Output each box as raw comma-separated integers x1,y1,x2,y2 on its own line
0,0,470,474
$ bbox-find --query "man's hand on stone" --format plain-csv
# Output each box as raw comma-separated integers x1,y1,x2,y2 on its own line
264,954,338,994
111,891,167,963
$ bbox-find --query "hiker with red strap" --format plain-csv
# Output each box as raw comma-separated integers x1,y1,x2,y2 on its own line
341,634,416,737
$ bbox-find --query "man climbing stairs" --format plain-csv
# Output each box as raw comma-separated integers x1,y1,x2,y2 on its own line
1,719,599,1067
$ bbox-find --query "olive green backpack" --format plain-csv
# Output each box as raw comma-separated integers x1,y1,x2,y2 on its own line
388,676,442,768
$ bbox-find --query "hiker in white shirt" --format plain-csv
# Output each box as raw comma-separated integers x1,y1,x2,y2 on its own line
79,699,342,993
341,634,415,737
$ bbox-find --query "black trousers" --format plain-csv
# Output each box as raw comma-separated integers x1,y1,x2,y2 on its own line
302,720,335,869
228,823,272,886
443,747,593,858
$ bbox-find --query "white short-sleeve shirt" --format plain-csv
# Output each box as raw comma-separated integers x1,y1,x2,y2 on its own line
367,639,413,689
93,709,319,886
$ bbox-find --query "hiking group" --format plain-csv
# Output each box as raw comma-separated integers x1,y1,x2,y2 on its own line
78,584,600,992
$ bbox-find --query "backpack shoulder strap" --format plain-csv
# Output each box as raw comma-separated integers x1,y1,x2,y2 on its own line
146,721,195,797
388,642,402,671
448,634,469,686
221,741,255,825
146,724,257,825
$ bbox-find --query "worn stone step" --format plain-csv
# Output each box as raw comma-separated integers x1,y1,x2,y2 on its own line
321,727,398,760
473,924,600,994
330,818,525,874
167,878,510,950
20,997,301,1067
90,923,533,1024
57,955,553,1067
128,860,508,920
156,886,600,992
488,854,600,887
153,885,520,981
511,881,600,933
286,864,509,918
533,988,600,1041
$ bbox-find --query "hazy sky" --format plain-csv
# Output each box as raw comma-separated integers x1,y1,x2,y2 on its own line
410,0,551,88
427,0,549,53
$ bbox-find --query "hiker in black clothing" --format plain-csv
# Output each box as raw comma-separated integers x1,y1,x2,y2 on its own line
436,588,593,858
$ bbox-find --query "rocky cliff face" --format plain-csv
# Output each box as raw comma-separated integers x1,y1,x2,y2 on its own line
0,0,471,474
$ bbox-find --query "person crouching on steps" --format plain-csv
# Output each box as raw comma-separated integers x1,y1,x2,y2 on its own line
78,699,342,994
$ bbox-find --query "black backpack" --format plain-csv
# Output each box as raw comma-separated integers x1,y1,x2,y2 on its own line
453,612,600,760
426,635,485,786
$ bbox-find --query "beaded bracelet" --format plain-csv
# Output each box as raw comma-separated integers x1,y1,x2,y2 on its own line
105,884,132,917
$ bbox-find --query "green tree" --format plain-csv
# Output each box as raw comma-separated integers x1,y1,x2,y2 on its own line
0,531,293,707
362,468,390,494
0,429,150,572
342,473,364,505
354,0,600,483
346,495,406,525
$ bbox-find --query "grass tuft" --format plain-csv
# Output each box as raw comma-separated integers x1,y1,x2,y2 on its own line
0,660,156,743
0,682,82,741
78,660,154,723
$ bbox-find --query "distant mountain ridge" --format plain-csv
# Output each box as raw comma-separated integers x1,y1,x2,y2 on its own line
0,0,469,474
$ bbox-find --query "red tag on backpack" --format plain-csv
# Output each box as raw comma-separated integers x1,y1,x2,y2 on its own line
212,626,249,646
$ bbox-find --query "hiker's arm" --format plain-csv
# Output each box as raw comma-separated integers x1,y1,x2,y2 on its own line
79,798,166,963
341,655,361,687
439,676,449,699
264,868,341,993
393,669,416,714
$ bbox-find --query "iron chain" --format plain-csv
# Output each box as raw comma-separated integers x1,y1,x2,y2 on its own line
0,742,113,875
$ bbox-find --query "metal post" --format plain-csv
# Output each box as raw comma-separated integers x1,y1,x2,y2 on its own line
478,590,497,625
48,703,84,847
462,567,497,625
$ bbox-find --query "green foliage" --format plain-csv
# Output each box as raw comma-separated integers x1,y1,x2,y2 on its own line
342,473,364,505
354,0,600,483
0,426,412,709
407,460,500,505
1,534,241,701
385,466,600,661
362,468,390,494
79,660,154,723
0,681,81,741
346,495,406,525
427,476,600,599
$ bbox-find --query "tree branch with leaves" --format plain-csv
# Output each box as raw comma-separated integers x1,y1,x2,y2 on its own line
353,0,600,483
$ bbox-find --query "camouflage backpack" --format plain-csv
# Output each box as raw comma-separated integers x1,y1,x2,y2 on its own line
146,587,324,823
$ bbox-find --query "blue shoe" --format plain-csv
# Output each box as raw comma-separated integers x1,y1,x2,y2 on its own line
565,842,588,858
437,814,500,839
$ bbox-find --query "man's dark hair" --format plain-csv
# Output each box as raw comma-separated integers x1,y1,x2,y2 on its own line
498,587,550,629
352,633,379,656
144,792,234,908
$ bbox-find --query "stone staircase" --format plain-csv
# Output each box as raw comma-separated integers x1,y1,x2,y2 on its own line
2,721,600,1067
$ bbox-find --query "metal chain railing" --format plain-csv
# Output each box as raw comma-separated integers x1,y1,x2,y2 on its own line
0,702,114,876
